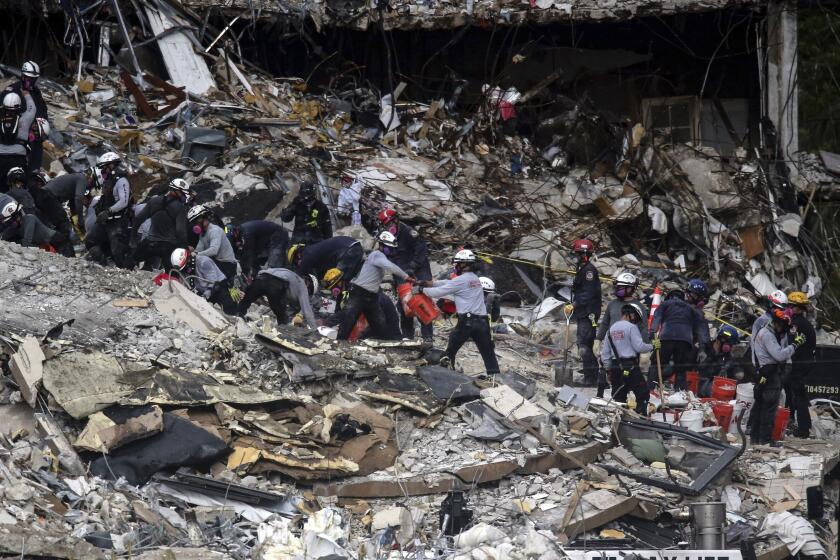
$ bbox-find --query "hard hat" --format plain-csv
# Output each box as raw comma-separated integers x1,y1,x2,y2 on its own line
287,243,305,264
323,268,343,290
170,248,191,270
615,272,638,288
187,204,210,222
378,208,398,225
768,290,788,309
479,276,495,292
299,182,316,197
717,325,740,345
21,61,40,78
33,117,49,139
787,291,809,306
571,238,594,255
621,302,645,323
169,177,190,194
378,230,398,248
32,170,49,186
6,167,25,184
2,92,21,111
453,248,476,263
0,198,21,222
96,151,121,168
307,274,319,296
687,278,708,297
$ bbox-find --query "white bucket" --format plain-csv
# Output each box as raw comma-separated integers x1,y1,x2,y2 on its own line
679,409,704,432
729,383,755,434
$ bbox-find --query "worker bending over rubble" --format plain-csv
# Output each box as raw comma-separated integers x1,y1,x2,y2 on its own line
750,307,804,445
293,236,364,292
188,204,238,280
132,178,192,271
45,170,95,236
324,275,401,340
86,152,133,268
569,239,602,386
600,303,656,413
787,291,816,438
337,231,413,340
281,181,332,244
416,249,500,377
170,248,238,315
697,326,743,397
0,194,71,255
28,170,72,245
239,269,319,329
226,220,289,279
596,272,647,398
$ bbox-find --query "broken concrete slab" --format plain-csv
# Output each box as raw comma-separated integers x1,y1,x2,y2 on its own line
8,336,45,407
42,350,133,419
557,489,639,538
35,413,85,476
152,281,229,333
480,384,545,422
75,405,164,452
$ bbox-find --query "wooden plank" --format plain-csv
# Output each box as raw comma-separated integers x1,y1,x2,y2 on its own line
144,5,215,95
111,299,150,308
560,490,639,538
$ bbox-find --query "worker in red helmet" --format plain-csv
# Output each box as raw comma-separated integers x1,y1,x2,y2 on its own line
565,239,602,386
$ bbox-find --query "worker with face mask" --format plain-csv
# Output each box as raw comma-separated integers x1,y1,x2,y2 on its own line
86,152,134,268
0,90,35,192
601,303,656,413
596,271,647,397
697,326,744,397
568,239,602,386
786,292,816,438
187,204,238,280
170,248,239,315
132,178,193,271
6,62,48,173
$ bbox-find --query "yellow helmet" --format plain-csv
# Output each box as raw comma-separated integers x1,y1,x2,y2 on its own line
287,243,305,265
787,291,810,306
323,268,343,289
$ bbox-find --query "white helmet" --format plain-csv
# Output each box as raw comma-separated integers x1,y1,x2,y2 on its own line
378,230,398,248
3,92,21,111
187,204,211,222
0,199,21,223
97,151,121,168
169,178,191,194
170,248,191,270
307,274,319,296
32,118,50,140
453,248,476,263
479,277,495,292
768,290,788,309
21,61,40,78
615,272,638,288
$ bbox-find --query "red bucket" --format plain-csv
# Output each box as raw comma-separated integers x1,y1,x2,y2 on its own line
686,371,700,394
709,401,734,430
408,294,440,325
711,377,737,400
772,407,791,441
349,313,368,342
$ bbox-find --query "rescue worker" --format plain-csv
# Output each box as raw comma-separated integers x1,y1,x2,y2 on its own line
600,303,657,413
697,326,743,397
27,169,72,248
786,291,816,438
685,278,712,353
170,248,238,315
295,236,364,293
569,239,601,386
45,169,97,235
751,290,788,371
596,272,648,397
188,204,238,279
379,209,434,341
751,308,804,445
239,268,319,329
324,277,402,340
417,249,500,377
281,181,332,244
86,152,133,268
650,285,708,391
480,277,501,324
5,168,36,215
7,62,48,172
225,220,289,278
132,178,192,270
0,195,71,255
337,231,413,340
336,173,362,226
0,91,35,191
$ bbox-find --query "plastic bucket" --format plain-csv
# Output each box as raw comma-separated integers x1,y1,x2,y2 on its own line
349,313,368,342
711,377,737,400
686,371,700,394
408,294,440,325
679,409,704,432
731,383,755,434
709,401,734,430
772,407,791,441
396,283,414,316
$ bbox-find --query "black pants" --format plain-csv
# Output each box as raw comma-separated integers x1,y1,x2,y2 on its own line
786,362,813,436
751,364,782,444
214,259,238,280
0,154,27,192
85,217,132,268
399,301,434,340
608,362,649,414
446,314,500,376
208,282,239,316
337,243,364,278
134,239,176,271
27,142,43,174
239,275,289,324
649,340,693,390
338,286,390,340
264,231,291,269
576,317,597,382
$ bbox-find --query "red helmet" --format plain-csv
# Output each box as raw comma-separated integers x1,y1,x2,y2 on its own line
378,208,398,225
572,239,595,255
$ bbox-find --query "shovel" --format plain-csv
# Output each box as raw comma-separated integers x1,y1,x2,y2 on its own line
554,304,574,387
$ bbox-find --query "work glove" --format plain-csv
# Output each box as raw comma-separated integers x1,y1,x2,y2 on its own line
793,333,806,348
589,313,597,328
292,313,304,327
758,376,767,385
652,337,661,351
622,369,631,378
229,287,244,303
563,304,574,316
96,210,109,224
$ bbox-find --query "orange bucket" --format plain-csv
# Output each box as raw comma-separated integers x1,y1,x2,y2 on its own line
772,407,791,441
408,294,440,325
349,313,368,342
396,283,414,316
711,377,737,400
686,371,700,394
709,401,734,430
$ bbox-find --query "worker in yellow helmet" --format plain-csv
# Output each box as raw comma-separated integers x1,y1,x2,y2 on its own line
786,291,816,438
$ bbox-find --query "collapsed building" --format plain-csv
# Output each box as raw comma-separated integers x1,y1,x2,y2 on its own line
0,0,839,558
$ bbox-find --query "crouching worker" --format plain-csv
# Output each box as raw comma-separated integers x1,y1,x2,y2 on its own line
170,248,239,316
0,194,72,255
600,303,656,413
239,269,319,329
697,325,743,397
417,249,500,377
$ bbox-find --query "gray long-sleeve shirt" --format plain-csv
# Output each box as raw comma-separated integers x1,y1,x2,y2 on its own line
194,255,227,298
753,325,796,368
596,298,649,343
423,272,487,315
0,92,35,156
351,250,409,293
259,268,317,329
46,173,87,217
750,312,771,366
108,177,131,214
196,223,236,263
601,319,653,365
